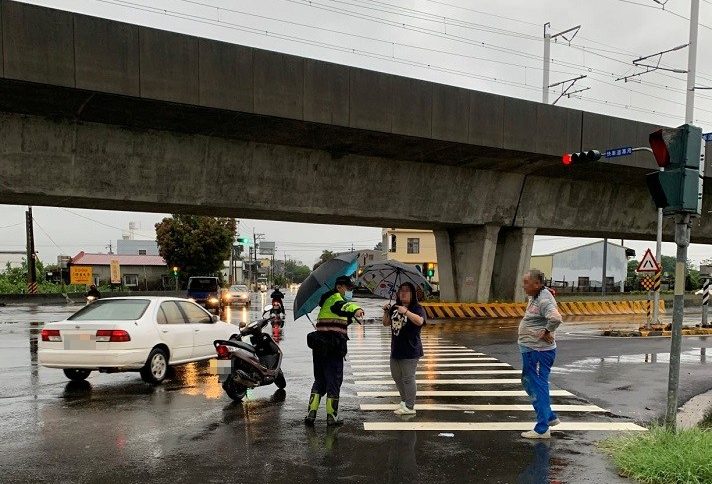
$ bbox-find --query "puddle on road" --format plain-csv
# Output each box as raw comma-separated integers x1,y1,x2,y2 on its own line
554,347,710,374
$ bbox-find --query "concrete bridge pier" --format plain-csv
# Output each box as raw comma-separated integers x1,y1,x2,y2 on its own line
434,225,499,302
490,227,536,303
435,226,536,303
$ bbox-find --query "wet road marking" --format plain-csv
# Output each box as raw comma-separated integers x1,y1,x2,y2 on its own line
349,357,498,363
352,370,522,376
354,379,522,385
350,362,512,369
363,422,646,432
350,345,467,350
349,351,485,357
359,403,606,412
348,349,489,358
357,390,573,397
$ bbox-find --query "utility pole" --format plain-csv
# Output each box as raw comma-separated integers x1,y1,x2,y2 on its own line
542,22,582,104
247,246,253,289
25,206,37,294
229,243,234,285
685,0,700,124
252,230,266,288
666,0,700,432
543,23,551,104
602,238,608,295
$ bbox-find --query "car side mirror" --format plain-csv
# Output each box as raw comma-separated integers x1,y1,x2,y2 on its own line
212,315,220,323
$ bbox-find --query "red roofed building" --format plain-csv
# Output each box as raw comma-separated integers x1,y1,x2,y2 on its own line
71,252,169,290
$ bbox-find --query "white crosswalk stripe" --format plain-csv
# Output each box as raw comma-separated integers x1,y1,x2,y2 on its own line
355,379,522,385
360,403,606,412
355,379,523,386
346,332,643,434
363,422,646,432
349,352,487,358
351,345,467,350
350,357,499,363
357,390,573,397
353,370,522,376
351,362,512,369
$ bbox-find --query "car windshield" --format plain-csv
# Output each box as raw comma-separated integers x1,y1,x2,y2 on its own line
231,285,248,292
188,278,218,291
68,299,151,321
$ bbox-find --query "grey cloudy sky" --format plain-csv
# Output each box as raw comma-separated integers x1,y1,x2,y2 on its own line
3,0,712,265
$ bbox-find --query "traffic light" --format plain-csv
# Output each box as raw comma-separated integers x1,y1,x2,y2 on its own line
172,266,179,276
236,236,252,247
562,150,602,166
646,124,705,216
424,263,435,278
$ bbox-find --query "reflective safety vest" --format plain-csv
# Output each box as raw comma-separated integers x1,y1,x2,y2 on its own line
316,292,361,334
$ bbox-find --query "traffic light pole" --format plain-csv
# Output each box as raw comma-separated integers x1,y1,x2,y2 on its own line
652,169,664,329
665,214,691,432
665,0,698,430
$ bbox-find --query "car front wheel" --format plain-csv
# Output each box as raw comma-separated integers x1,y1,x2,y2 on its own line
63,369,91,381
140,347,169,384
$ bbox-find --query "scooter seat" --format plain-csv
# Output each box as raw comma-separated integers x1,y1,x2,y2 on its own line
231,340,256,354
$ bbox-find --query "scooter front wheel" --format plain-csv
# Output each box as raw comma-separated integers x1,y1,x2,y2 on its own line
275,370,286,389
223,379,247,401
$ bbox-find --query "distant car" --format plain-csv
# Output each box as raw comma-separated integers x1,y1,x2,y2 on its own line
38,297,239,384
225,284,250,307
187,276,222,313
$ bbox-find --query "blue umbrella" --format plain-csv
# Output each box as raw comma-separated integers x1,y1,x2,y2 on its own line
293,252,361,321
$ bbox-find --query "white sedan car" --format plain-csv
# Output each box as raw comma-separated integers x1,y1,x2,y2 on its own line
39,297,239,384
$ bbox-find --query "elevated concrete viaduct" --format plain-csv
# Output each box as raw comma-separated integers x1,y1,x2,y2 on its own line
0,1,710,301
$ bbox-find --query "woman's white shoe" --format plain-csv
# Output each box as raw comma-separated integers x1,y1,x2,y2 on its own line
395,406,417,416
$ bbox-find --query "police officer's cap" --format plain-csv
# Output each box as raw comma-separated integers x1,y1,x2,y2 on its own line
334,275,355,289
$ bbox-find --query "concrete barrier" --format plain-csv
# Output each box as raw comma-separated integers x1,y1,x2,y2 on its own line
421,300,666,320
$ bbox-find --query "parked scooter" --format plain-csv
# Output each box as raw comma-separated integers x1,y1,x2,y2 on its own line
214,304,286,401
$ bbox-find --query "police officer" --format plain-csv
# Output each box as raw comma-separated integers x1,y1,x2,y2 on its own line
304,275,364,426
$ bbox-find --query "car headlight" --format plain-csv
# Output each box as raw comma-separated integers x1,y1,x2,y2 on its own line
224,293,232,299
209,297,219,304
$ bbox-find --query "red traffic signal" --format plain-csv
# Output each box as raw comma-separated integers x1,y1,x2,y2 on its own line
649,128,673,167
562,150,601,166
648,124,703,169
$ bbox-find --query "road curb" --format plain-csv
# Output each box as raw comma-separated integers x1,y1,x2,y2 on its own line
603,328,712,337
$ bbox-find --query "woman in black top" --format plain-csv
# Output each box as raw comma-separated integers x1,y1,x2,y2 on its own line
382,282,426,415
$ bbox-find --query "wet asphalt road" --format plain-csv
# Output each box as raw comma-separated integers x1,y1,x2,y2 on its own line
1,294,712,483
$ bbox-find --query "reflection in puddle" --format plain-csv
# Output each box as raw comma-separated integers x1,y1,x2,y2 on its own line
555,348,710,374
174,361,223,399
